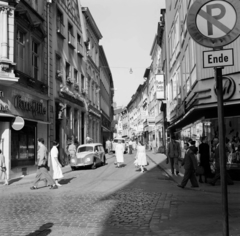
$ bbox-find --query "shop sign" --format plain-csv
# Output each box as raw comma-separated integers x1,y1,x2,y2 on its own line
155,74,165,100
14,95,46,116
214,76,236,101
0,86,48,121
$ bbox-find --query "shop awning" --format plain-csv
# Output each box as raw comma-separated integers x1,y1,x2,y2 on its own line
24,118,51,125
0,113,15,118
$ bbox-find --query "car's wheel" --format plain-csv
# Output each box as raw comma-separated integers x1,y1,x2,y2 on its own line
101,156,106,166
91,159,97,169
71,166,76,171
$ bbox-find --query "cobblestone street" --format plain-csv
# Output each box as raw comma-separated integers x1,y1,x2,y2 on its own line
0,152,240,236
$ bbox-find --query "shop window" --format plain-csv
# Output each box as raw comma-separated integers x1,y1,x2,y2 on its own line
32,41,39,80
11,124,36,167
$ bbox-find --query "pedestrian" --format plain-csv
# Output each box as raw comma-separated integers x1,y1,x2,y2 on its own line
132,139,136,150
198,136,211,183
178,143,199,188
129,139,133,154
115,140,124,168
209,138,234,186
106,139,111,154
30,138,57,190
49,141,63,187
68,139,77,161
0,149,8,186
166,135,181,175
135,141,147,173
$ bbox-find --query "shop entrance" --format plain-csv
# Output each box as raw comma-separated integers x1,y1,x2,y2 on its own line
11,121,36,167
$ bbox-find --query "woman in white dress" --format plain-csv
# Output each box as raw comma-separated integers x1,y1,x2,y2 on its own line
115,140,124,168
50,141,63,186
136,141,148,173
0,149,8,185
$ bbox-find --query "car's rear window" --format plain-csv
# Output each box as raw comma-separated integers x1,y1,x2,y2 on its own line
78,146,93,153
114,139,125,143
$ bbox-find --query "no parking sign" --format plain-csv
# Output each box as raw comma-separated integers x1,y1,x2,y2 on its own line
187,0,240,48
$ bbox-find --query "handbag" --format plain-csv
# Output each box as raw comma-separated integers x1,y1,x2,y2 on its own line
1,166,6,172
196,165,204,176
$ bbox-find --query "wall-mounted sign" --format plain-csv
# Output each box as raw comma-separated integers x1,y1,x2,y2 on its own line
12,116,25,131
156,74,165,100
214,76,236,100
14,95,46,117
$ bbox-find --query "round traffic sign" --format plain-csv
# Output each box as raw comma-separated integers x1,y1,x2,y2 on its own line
12,116,25,131
187,0,240,48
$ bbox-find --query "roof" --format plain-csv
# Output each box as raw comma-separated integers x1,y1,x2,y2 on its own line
114,107,123,115
78,143,103,147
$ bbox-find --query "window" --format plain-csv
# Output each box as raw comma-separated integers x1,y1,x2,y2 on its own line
66,62,71,79
16,30,26,72
57,9,64,34
56,54,61,72
74,69,78,83
77,34,81,46
68,23,74,46
81,74,84,89
32,41,39,80
66,106,71,127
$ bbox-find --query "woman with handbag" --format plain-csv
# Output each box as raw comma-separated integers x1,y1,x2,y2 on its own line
0,149,8,186
136,141,147,173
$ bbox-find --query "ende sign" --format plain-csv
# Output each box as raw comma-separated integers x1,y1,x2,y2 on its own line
203,49,234,68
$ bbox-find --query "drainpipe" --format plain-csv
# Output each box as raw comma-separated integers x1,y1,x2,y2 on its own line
47,0,51,149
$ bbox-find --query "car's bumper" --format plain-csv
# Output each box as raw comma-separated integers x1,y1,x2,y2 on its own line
71,163,92,167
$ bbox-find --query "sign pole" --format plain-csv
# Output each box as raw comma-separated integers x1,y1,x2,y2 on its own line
215,66,229,236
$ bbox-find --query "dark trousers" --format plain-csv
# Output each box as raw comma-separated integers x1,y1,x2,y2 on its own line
211,168,233,185
33,167,55,187
170,157,179,174
181,169,199,187
129,145,133,154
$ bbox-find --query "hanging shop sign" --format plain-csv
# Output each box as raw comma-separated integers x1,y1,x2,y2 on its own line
0,90,9,112
156,74,165,100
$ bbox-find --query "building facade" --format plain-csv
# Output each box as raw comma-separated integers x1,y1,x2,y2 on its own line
164,0,240,164
0,0,50,178
99,45,114,144
82,7,102,143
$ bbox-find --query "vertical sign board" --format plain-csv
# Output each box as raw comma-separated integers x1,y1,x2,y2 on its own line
155,74,165,100
187,1,240,236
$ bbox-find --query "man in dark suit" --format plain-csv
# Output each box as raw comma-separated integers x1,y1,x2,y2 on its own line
178,144,199,188
210,138,234,186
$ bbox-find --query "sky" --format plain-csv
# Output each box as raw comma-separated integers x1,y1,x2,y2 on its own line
81,0,166,107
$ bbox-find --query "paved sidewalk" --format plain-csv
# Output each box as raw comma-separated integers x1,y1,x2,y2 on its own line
147,151,240,194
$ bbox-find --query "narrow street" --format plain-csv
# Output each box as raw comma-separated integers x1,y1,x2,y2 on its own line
0,151,240,236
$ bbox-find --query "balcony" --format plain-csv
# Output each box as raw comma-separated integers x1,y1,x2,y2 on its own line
77,43,84,57
68,32,75,49
57,20,65,39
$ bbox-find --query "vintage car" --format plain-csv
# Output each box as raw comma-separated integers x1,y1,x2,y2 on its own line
70,143,106,170
112,137,127,153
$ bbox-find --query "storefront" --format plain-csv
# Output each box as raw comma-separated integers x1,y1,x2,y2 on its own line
0,85,49,179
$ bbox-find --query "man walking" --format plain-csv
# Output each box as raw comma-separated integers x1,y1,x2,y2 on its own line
178,143,199,188
115,140,124,168
30,138,58,190
128,139,133,154
166,135,181,175
106,139,111,154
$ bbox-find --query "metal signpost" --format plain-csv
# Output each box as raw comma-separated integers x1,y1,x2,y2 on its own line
187,1,240,235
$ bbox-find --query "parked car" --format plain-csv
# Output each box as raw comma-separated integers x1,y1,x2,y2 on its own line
70,143,106,170
112,138,127,153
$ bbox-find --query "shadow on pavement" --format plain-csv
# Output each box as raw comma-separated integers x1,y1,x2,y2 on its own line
25,223,53,236
59,177,76,185
8,177,23,185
